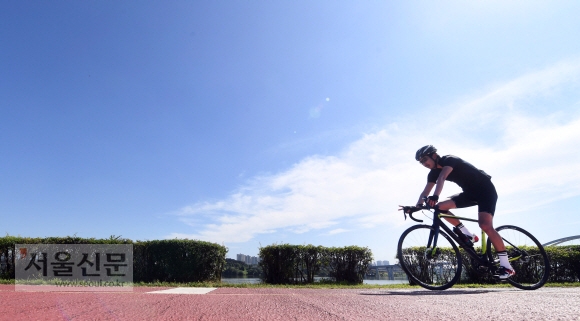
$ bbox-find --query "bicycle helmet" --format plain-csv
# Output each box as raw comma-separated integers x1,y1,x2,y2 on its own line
415,145,437,161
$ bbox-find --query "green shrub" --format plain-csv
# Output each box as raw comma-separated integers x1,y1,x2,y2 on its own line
546,245,580,282
399,245,580,284
259,244,372,284
0,236,226,283
0,235,133,279
324,246,373,284
133,239,226,282
259,244,299,284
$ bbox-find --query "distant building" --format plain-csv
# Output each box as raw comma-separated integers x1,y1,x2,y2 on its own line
236,253,260,265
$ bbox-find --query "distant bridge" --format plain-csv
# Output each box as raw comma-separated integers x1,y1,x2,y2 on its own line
543,235,580,246
366,264,405,281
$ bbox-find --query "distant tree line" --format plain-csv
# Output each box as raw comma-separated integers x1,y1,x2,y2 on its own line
222,258,263,278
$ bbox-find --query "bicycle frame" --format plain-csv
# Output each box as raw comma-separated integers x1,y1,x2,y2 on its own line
401,202,550,290
439,213,487,254
426,210,492,269
405,202,527,269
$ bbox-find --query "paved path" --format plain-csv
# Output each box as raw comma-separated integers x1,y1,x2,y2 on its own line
1,285,578,320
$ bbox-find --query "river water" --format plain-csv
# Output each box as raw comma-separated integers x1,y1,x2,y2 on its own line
221,278,408,285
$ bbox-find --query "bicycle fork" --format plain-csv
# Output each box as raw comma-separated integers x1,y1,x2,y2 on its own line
425,211,442,259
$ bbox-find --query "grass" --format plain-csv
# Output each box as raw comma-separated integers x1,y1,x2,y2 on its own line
1,278,578,289
135,281,580,289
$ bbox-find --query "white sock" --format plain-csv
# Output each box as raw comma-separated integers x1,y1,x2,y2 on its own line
497,251,513,269
456,223,472,236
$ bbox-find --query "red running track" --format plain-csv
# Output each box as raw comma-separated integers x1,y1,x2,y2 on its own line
1,285,579,320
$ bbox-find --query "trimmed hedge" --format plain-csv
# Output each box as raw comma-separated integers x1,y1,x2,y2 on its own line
399,245,580,284
325,246,374,283
399,246,461,286
462,245,580,283
545,245,580,282
0,235,133,280
134,239,226,282
259,244,372,284
0,236,226,282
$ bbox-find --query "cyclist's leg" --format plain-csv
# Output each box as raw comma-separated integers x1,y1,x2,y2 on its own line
440,193,477,226
476,183,514,276
442,193,479,241
436,199,460,225
480,211,515,278
478,212,505,252
475,182,502,250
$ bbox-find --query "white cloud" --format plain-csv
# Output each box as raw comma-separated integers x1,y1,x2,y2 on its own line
325,228,349,236
169,59,580,244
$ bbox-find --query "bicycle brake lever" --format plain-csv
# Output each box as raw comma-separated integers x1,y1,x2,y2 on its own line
401,207,408,220
409,212,423,223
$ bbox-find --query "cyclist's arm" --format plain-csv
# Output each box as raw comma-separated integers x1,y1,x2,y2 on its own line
432,166,453,197
416,182,435,206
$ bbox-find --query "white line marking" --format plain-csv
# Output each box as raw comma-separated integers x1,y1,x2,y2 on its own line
147,287,217,294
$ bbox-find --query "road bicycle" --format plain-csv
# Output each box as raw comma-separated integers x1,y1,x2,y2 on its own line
397,201,550,290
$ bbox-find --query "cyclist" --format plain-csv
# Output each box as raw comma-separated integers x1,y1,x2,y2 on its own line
408,145,515,279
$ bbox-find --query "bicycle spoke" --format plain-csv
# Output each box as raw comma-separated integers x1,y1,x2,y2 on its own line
398,225,462,290
488,225,550,290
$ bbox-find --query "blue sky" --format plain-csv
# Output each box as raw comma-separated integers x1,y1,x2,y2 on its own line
2,1,580,262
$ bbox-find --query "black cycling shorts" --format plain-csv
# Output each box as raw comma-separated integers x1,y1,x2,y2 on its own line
448,180,498,215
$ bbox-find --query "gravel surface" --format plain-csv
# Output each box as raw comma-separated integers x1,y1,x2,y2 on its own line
1,285,579,320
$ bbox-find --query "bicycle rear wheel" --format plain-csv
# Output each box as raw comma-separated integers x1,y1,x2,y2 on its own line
486,225,550,290
397,225,462,290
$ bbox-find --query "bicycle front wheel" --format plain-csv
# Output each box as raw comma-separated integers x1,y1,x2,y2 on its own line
397,225,462,290
486,225,550,290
